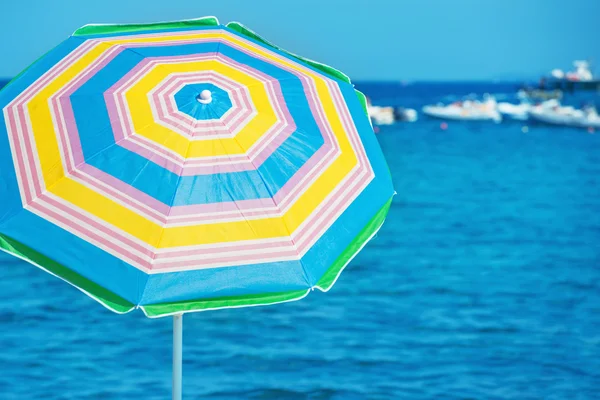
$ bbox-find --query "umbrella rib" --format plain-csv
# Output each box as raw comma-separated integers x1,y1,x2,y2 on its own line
206,106,266,240
225,108,310,284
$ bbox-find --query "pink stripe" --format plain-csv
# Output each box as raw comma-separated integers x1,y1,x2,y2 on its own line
76,163,171,215
30,203,152,271
16,106,43,198
156,72,251,132
107,57,165,142
7,108,34,205
41,194,154,258
153,248,299,271
167,195,277,216
153,237,294,260
56,96,84,166
119,137,265,176
9,41,96,107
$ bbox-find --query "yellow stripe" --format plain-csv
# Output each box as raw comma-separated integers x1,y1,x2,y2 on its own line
29,42,114,188
126,60,277,157
28,31,359,248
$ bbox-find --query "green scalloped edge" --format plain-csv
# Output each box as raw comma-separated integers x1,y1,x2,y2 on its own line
0,42,63,95
0,234,135,313
72,16,219,37
354,89,370,120
226,21,351,84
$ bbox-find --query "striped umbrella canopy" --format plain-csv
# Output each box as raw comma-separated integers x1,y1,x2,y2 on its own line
0,16,394,398
0,17,393,319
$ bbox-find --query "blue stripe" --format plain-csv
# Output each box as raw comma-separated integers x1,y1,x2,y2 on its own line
70,42,325,206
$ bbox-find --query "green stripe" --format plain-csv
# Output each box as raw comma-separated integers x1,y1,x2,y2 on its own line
72,17,219,37
0,43,63,95
0,234,134,313
315,197,392,290
226,22,351,84
141,289,309,317
141,198,393,317
354,89,370,120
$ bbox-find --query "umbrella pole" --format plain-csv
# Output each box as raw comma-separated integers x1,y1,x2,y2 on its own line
173,313,183,400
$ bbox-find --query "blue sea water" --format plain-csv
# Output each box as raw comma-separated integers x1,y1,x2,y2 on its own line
1,80,600,399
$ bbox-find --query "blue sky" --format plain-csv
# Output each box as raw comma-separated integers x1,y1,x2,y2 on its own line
1,0,598,81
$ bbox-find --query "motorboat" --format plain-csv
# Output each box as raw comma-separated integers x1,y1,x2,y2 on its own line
497,102,531,121
551,60,594,82
367,97,418,125
395,107,418,122
422,96,501,122
367,105,395,125
529,102,600,129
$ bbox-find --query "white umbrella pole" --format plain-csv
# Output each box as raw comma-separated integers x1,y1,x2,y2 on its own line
173,313,183,400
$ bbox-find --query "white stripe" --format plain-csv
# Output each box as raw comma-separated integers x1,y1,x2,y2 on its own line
44,192,157,254
2,106,27,206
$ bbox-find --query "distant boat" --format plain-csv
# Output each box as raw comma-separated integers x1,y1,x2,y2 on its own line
529,102,600,129
499,99,562,122
547,60,600,92
395,107,418,122
497,102,531,121
422,96,501,122
551,60,594,82
367,105,395,125
367,99,417,125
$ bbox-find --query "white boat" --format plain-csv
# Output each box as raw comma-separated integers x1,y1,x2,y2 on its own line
368,105,395,125
529,103,600,129
395,107,418,122
497,102,531,121
367,102,418,125
422,97,501,122
551,60,594,82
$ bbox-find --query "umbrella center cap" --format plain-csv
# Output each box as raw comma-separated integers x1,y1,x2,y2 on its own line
196,89,212,104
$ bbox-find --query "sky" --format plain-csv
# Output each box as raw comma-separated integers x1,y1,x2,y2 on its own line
1,0,599,81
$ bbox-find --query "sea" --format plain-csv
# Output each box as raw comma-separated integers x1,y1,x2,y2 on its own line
0,80,599,399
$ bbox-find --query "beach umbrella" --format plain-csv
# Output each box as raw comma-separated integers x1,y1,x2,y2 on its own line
0,16,394,398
